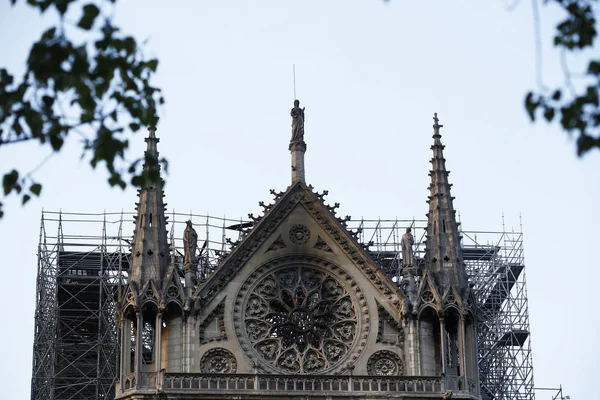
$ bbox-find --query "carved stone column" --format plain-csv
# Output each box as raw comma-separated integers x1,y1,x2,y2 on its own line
471,321,481,388
119,320,129,391
135,312,143,387
439,317,447,375
184,266,195,311
290,141,306,183
459,315,467,380
155,312,163,374
415,319,421,375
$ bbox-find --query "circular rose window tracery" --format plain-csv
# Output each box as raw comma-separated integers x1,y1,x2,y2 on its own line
236,261,366,374
367,350,404,376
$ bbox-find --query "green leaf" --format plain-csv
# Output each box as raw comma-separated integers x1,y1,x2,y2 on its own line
588,61,600,75
22,194,31,205
552,90,561,101
577,134,596,156
49,129,64,151
543,107,555,122
147,59,158,72
78,4,100,30
524,92,538,121
42,95,54,107
54,0,77,15
3,170,19,195
129,123,141,132
30,183,42,196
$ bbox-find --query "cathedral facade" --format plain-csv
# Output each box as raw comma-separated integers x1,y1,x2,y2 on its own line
114,105,481,399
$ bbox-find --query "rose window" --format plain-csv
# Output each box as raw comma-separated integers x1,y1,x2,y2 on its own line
200,348,237,373
238,264,361,374
367,350,404,376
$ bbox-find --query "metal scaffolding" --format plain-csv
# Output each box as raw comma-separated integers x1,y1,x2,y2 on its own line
350,217,535,400
31,211,129,400
461,227,535,400
31,211,535,400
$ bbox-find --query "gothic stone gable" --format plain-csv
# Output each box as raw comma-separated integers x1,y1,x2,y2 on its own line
191,182,407,376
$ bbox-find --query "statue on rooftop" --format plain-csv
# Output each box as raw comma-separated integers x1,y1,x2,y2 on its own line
290,99,305,142
401,227,414,267
183,220,198,268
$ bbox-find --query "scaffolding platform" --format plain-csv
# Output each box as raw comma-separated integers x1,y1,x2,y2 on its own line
463,247,499,261
497,330,530,347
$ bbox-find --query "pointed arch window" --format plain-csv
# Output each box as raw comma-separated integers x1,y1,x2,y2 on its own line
130,324,136,373
142,322,155,364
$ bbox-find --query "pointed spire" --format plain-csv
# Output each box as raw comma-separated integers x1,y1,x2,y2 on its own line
289,99,306,183
129,126,170,290
424,113,469,294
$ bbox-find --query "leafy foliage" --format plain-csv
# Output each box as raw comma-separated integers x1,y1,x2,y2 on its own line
0,0,165,218
525,0,599,156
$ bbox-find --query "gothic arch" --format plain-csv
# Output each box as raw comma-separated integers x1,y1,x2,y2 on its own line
418,306,442,376
164,301,183,317
418,303,441,319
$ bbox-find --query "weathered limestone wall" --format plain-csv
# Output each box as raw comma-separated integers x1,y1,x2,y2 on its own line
164,317,182,372
404,321,416,375
419,319,437,375
465,322,476,379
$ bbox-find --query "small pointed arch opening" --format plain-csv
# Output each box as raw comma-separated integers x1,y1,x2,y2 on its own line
418,307,442,376
140,303,159,365
443,308,461,376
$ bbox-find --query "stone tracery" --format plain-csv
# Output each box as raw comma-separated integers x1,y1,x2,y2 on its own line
367,350,404,376
200,348,237,373
236,261,365,374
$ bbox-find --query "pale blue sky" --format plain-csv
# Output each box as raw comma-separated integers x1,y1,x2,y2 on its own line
1,1,599,399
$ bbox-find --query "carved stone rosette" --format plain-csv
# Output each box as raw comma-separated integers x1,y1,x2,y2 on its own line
289,224,311,245
200,348,237,373
234,256,368,374
367,350,404,376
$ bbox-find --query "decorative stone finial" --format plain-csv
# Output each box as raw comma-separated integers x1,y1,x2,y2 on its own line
433,112,443,129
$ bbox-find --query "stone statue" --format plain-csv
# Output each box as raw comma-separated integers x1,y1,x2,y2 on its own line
290,99,305,142
401,227,414,267
183,220,198,267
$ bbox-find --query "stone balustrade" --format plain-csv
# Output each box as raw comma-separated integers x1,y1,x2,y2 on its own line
163,373,443,394
467,378,479,395
116,372,478,398
120,373,136,391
